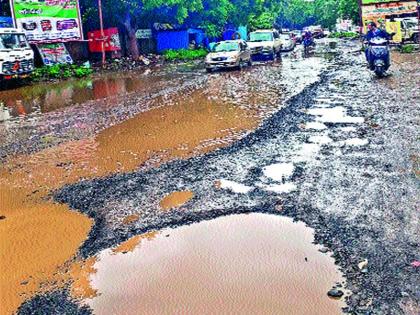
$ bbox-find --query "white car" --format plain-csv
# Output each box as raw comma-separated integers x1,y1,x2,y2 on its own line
279,33,295,51
247,29,282,60
205,40,252,72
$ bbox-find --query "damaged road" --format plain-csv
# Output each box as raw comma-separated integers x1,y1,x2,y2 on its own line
3,42,419,314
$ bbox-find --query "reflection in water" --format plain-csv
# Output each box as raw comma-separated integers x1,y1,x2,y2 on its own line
87,214,345,315
0,71,171,118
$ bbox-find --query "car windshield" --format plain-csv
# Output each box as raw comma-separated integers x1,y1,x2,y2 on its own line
249,32,273,42
0,34,29,50
405,21,417,29
214,42,240,52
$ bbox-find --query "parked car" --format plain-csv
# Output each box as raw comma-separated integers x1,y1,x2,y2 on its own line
280,33,295,51
56,19,78,31
205,40,252,72
247,29,282,60
291,30,303,44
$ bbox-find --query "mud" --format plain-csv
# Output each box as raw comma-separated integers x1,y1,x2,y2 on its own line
48,46,419,314
4,42,419,314
87,214,345,315
2,49,324,314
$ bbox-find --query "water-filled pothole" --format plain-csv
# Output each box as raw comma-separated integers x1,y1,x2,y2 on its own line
86,213,345,314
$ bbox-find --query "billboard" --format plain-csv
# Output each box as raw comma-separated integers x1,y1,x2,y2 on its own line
10,0,83,43
362,0,401,4
361,1,418,17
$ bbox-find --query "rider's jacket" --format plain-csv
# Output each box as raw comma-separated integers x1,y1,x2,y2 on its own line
366,29,392,41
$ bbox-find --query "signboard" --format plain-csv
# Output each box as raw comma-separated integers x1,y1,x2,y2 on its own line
88,28,121,53
362,0,401,4
385,21,403,42
136,29,153,39
10,0,83,43
361,1,418,17
37,42,73,65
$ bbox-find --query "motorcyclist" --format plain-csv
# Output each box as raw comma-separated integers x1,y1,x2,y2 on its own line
303,31,313,44
365,22,393,66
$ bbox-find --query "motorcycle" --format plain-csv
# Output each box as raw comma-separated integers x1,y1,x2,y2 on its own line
303,37,315,55
366,37,391,78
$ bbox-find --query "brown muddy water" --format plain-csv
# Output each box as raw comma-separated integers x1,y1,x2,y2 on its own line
0,69,176,118
0,57,325,313
86,213,345,315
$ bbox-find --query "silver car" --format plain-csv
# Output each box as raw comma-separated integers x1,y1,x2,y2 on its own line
205,40,252,72
280,33,295,51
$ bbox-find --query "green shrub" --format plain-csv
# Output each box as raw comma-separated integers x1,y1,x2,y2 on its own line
400,44,415,54
329,32,359,39
31,64,92,81
163,48,208,61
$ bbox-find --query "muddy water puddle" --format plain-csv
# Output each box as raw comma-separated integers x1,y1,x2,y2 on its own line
0,70,181,118
86,213,345,315
1,55,327,313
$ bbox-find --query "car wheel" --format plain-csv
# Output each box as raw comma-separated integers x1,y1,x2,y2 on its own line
206,68,213,73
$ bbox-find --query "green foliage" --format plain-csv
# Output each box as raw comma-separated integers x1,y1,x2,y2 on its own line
400,44,415,54
31,64,93,82
249,11,276,31
163,49,208,61
329,32,359,39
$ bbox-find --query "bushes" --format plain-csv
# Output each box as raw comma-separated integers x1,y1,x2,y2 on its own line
329,32,359,39
163,48,208,61
400,44,415,54
31,64,93,81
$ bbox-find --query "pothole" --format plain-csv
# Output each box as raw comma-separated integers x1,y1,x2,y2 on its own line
85,213,345,315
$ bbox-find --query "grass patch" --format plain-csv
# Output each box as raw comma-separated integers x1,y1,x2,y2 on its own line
163,49,208,61
31,64,93,81
328,32,359,39
400,44,415,54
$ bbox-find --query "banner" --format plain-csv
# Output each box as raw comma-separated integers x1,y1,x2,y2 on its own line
362,0,401,4
386,21,403,42
88,28,121,53
10,0,83,43
37,43,73,65
361,1,418,17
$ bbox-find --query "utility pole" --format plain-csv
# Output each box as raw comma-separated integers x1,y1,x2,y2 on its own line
98,0,105,65
358,0,364,30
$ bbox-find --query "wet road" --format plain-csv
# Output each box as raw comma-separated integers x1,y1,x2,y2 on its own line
1,42,419,314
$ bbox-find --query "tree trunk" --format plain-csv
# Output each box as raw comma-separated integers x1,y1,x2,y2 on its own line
123,13,139,59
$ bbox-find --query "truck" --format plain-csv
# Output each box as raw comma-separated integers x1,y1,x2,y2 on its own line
247,29,283,60
0,28,34,81
400,18,419,44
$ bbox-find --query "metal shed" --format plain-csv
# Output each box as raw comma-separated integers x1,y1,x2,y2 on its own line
156,30,189,52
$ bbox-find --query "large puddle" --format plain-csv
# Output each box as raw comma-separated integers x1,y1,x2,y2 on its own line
0,69,181,118
86,213,345,315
